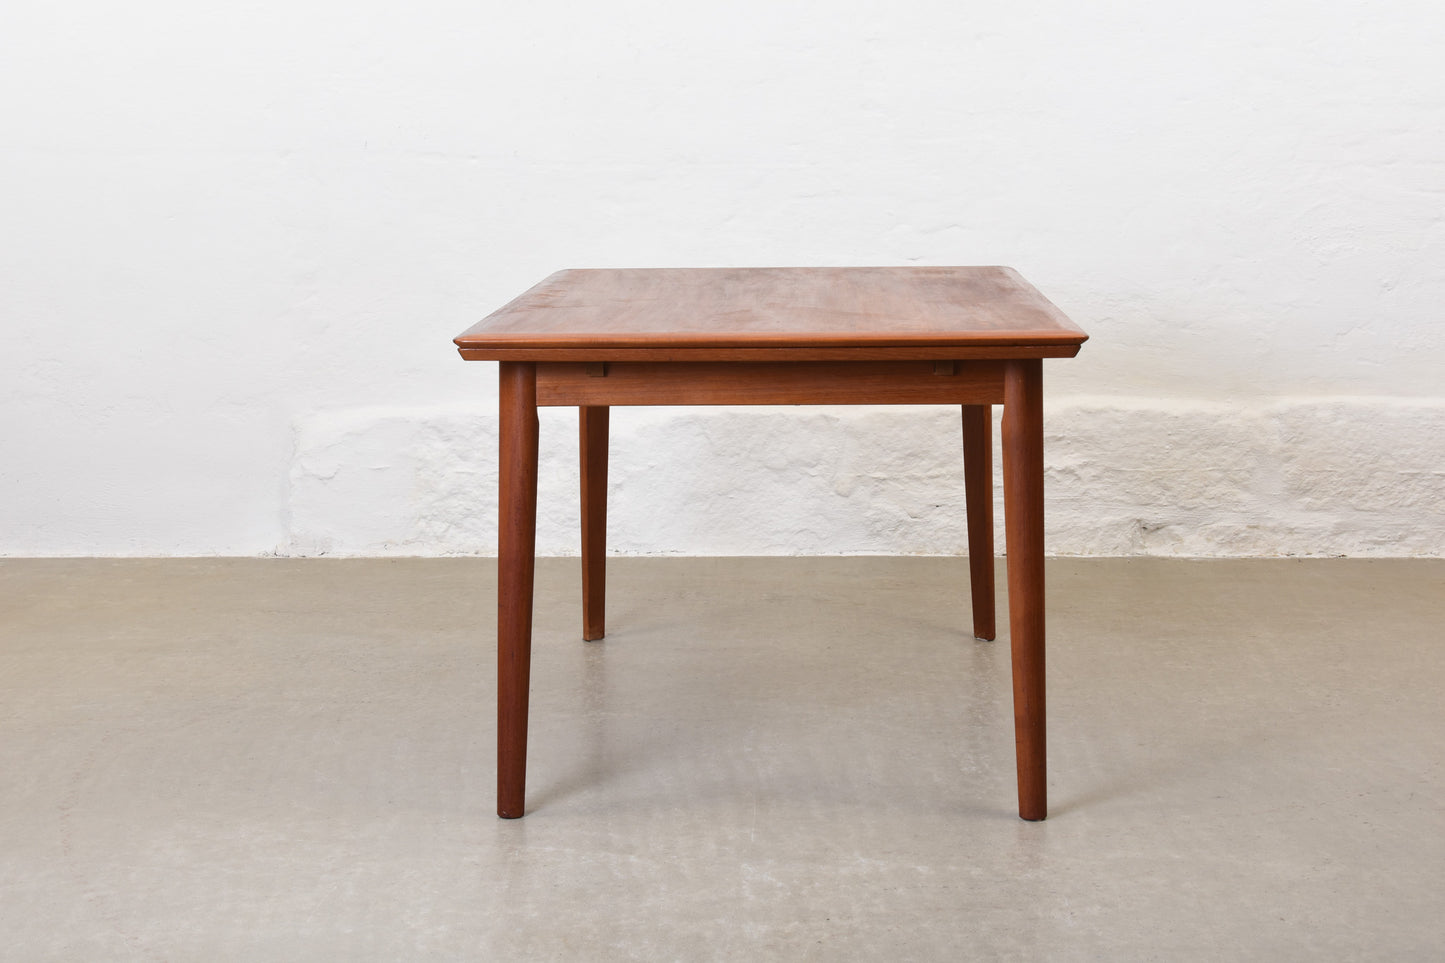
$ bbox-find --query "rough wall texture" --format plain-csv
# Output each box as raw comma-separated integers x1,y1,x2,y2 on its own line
4,1,1443,555
287,401,1445,558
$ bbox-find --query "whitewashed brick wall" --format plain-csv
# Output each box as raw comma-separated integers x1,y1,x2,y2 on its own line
286,400,1445,557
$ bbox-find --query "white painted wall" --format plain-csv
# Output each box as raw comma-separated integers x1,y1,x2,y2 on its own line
3,1,1443,556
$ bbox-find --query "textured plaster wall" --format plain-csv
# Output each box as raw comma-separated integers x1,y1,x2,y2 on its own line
3,1,1443,557
287,401,1445,558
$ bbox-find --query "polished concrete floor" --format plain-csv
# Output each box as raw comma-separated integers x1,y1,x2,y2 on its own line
1,557,1442,960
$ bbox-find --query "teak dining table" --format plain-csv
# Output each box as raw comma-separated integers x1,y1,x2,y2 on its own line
454,266,1088,821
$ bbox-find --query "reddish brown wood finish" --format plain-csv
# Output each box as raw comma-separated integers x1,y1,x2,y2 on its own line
462,344,1082,362
463,268,1082,823
1002,359,1046,821
961,405,996,641
535,361,1005,407
456,267,1086,362
497,362,539,818
580,406,608,641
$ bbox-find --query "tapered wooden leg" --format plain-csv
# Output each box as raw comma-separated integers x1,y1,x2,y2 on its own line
498,362,539,819
962,404,996,641
580,406,609,641
1002,359,1046,821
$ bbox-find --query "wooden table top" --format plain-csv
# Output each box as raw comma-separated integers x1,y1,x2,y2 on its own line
455,266,1087,362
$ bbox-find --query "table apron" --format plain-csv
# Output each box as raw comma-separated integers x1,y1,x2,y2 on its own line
533,361,1007,407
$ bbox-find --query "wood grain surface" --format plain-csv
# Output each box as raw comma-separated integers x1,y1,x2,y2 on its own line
1002,359,1047,821
497,362,539,819
469,268,1081,823
455,267,1087,360
533,361,1006,407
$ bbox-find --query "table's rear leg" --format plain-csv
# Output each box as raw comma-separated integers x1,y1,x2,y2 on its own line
962,404,996,641
498,362,539,818
580,406,609,641
1002,360,1046,821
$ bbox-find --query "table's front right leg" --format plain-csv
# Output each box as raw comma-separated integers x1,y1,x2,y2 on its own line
497,362,539,818
1002,359,1046,821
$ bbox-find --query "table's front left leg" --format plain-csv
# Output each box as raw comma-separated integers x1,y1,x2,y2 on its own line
498,362,539,818
1002,359,1046,821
